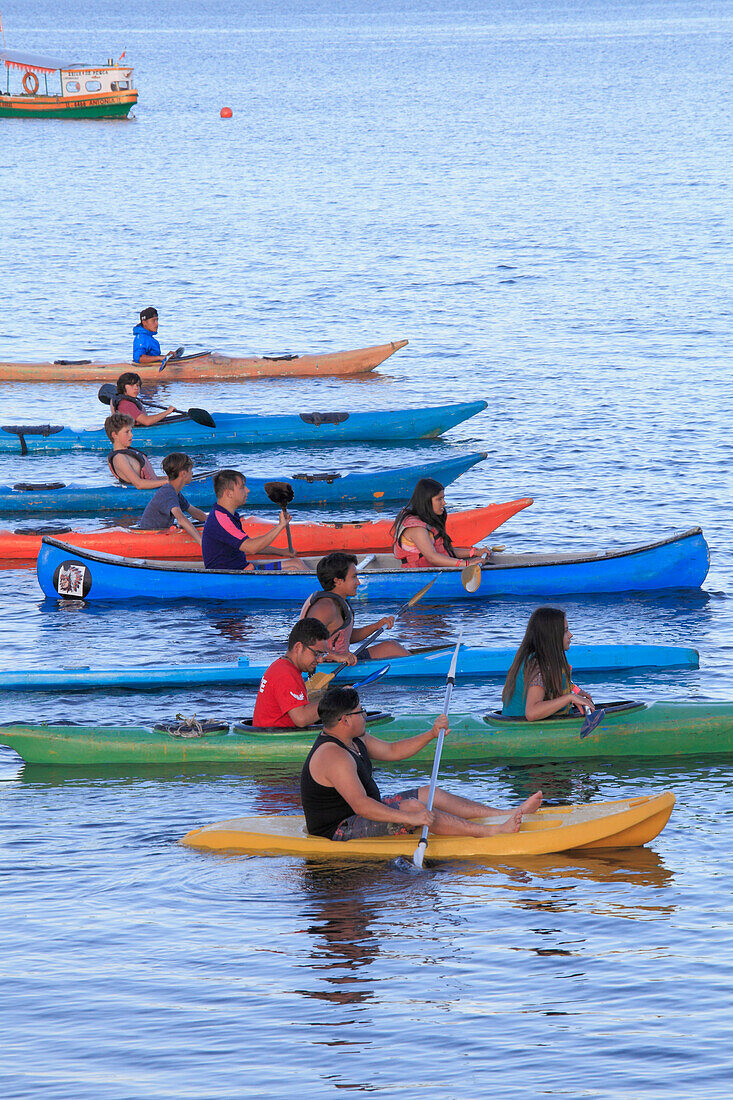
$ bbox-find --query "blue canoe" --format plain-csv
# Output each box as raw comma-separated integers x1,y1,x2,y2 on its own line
0,400,487,455
0,452,485,515
0,643,699,693
36,527,709,602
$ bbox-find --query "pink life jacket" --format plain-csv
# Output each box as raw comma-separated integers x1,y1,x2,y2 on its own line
299,591,354,654
107,446,155,484
393,515,448,568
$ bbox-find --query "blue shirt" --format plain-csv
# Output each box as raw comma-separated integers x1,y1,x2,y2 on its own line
201,504,249,569
138,485,190,531
132,323,161,363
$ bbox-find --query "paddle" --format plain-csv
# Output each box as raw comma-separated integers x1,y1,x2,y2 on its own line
413,633,462,869
356,553,375,572
460,546,504,592
97,384,216,429
579,707,606,739
305,575,439,695
350,663,390,689
264,481,295,554
158,346,185,372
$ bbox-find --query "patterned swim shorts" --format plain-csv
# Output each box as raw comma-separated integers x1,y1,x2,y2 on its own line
332,788,421,841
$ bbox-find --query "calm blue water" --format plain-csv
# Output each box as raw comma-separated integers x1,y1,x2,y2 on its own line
1,1,732,1096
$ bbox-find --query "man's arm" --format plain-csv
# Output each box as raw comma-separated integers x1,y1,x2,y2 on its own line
242,514,289,555
364,714,448,762
287,700,322,727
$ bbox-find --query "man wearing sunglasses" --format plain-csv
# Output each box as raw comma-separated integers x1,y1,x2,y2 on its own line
252,617,333,729
301,685,542,841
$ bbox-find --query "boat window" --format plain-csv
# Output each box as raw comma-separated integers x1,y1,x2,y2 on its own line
85,80,102,91
118,80,129,89
65,81,81,92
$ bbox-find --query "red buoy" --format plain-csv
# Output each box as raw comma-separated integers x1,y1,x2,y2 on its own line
220,107,233,118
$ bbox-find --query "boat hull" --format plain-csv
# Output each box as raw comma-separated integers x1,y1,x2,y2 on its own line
0,453,484,516
0,499,530,563
0,704,730,766
0,340,407,383
0,399,485,455
0,91,137,118
0,644,698,693
180,794,676,859
35,528,710,601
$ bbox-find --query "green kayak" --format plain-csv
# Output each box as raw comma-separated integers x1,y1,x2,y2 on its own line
0,701,731,766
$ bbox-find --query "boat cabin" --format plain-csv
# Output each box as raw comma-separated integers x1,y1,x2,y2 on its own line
0,48,137,118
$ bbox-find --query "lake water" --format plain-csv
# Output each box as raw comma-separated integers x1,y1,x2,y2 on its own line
1,0,732,1096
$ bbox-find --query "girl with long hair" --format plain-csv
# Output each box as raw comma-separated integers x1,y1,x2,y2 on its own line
391,478,490,568
501,607,595,720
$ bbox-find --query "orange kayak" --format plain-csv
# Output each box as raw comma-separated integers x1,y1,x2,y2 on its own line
0,499,532,566
0,340,408,383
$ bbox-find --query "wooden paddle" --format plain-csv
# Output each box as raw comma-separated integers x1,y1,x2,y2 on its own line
264,481,295,554
305,575,438,695
97,384,216,429
413,633,463,869
460,546,503,592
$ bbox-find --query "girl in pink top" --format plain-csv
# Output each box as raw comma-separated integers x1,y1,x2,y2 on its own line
392,478,491,569
111,372,175,427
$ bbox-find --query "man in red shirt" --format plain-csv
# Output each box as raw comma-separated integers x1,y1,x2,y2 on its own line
253,618,331,729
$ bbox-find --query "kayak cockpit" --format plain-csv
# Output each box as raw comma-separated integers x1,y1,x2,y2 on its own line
484,700,646,723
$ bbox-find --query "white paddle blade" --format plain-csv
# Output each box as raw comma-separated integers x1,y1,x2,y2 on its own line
413,838,427,869
356,554,375,572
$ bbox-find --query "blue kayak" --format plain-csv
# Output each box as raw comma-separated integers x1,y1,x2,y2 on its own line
0,452,485,515
36,527,709,602
0,643,699,693
0,400,487,454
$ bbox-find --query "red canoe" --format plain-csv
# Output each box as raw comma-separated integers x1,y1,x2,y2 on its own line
0,499,532,566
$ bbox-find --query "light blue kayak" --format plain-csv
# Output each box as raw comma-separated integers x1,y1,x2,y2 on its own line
0,643,699,693
0,400,487,454
0,452,485,515
36,527,709,602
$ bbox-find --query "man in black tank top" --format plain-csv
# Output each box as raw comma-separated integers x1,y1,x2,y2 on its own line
300,686,543,841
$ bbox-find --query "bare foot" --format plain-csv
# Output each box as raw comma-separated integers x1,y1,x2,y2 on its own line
519,790,543,815
476,807,523,836
494,807,523,834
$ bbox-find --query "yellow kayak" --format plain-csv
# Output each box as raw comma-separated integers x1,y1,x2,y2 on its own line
180,792,675,860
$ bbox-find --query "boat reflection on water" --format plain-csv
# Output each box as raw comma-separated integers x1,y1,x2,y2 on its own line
457,845,675,892
294,863,389,1006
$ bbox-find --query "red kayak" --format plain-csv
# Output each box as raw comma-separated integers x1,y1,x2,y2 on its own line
0,499,532,566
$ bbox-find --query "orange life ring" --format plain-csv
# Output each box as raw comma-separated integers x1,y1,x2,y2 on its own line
22,70,40,95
